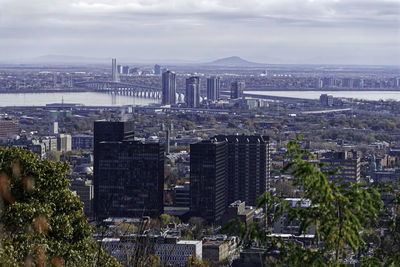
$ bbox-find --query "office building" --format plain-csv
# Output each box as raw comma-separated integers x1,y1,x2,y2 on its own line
185,76,200,108
320,94,333,106
154,64,161,75
29,143,46,159
342,78,353,88
203,240,229,263
102,236,202,266
72,134,93,150
230,81,245,99
214,135,270,207
0,118,19,140
41,136,58,152
162,71,176,105
49,121,58,135
321,151,361,183
57,134,72,152
207,77,220,101
94,121,164,219
174,182,190,207
190,140,227,223
112,59,120,82
322,77,334,88
70,178,94,218
122,66,129,75
190,135,270,223
222,200,254,229
117,65,123,74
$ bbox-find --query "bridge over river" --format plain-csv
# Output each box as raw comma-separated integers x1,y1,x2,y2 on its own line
75,81,163,99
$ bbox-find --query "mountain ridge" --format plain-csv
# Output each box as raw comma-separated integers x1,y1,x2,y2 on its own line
206,56,264,66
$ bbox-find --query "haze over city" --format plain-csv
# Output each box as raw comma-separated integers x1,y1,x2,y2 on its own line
2,0,400,266
1,0,399,65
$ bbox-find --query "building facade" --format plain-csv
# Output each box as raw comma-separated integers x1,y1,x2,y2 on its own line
190,140,227,223
0,118,19,140
207,77,220,101
70,178,94,218
214,135,271,207
72,134,93,150
154,64,161,75
111,58,120,82
162,71,176,105
190,135,270,223
230,81,245,99
57,134,72,152
185,76,200,108
321,151,361,183
93,121,164,219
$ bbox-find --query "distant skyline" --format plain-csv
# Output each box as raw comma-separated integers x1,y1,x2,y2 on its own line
1,0,399,65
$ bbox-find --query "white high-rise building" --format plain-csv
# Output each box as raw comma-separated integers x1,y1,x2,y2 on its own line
207,76,220,101
186,76,200,108
111,58,120,82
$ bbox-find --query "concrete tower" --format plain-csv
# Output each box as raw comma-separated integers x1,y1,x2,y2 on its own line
162,71,176,105
111,58,120,82
207,76,220,101
186,76,200,108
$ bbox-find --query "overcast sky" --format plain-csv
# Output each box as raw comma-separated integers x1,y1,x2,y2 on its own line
0,0,399,65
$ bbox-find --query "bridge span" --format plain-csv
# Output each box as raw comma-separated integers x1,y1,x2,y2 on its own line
74,81,162,99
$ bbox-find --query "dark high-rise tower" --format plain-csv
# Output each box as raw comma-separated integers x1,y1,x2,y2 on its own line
214,135,270,207
93,121,164,220
162,71,176,105
207,77,220,101
190,140,227,223
230,81,245,99
185,76,200,108
111,58,120,82
190,135,271,223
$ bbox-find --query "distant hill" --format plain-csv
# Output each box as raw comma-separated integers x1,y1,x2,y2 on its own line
206,56,264,66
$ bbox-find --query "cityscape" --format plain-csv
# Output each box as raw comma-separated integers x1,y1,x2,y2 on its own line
0,0,400,266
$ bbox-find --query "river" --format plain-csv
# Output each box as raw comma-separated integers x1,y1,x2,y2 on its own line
245,90,400,101
0,90,399,107
0,92,160,107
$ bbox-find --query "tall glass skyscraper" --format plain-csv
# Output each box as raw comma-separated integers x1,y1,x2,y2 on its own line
111,58,120,82
207,76,220,101
186,76,200,108
162,70,176,105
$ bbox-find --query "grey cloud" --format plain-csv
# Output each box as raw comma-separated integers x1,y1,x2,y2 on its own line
0,0,399,65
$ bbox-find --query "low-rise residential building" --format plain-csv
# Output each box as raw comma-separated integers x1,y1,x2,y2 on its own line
273,198,316,235
72,134,93,150
70,178,94,218
321,151,361,183
202,240,229,263
101,235,202,266
222,200,255,228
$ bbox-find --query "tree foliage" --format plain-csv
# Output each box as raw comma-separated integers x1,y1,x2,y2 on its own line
0,146,120,266
225,136,384,266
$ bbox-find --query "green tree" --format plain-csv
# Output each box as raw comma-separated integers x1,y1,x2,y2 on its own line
181,228,194,240
225,137,383,266
0,147,119,266
159,214,181,227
